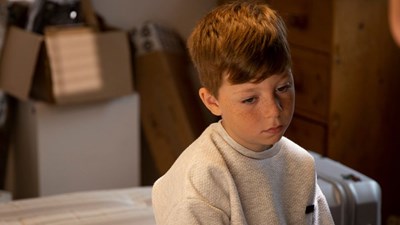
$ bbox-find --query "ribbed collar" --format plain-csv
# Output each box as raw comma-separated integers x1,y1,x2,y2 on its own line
214,120,281,160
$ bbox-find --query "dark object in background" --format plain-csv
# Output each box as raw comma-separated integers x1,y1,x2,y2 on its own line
32,0,84,34
0,92,15,190
7,2,30,28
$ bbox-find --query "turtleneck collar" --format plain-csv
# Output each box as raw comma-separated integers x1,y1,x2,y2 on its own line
214,120,281,160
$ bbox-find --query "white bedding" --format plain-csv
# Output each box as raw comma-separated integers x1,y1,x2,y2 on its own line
0,186,155,225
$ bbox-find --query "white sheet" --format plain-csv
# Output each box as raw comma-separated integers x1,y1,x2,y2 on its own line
0,186,155,225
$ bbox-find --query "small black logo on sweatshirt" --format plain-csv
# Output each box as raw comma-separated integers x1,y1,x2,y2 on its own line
305,205,315,214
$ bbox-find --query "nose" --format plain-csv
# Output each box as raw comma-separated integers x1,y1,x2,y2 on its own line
261,95,282,118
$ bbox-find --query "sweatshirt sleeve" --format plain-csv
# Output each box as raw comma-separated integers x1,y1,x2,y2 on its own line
151,153,233,225
314,184,335,225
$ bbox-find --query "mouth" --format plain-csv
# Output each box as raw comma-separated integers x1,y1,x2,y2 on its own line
263,125,284,134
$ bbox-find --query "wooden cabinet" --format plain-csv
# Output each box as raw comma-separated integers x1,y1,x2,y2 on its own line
217,0,400,221
265,0,400,222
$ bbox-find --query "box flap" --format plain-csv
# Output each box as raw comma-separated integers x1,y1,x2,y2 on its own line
0,26,43,100
44,27,133,104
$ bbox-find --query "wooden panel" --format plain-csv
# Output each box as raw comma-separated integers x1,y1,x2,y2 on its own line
266,0,333,53
291,47,331,123
329,1,400,222
329,0,400,173
285,116,326,155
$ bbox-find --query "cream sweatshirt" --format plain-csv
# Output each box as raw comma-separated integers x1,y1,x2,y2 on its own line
152,122,334,225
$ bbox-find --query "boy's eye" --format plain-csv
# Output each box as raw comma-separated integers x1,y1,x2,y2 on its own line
276,83,292,93
242,97,257,104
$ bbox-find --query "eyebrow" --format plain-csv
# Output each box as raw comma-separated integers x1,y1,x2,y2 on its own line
230,72,292,95
230,82,262,96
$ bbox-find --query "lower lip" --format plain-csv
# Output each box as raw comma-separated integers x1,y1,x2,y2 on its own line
264,126,284,134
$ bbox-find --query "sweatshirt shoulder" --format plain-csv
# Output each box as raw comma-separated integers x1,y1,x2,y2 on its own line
153,123,230,193
152,124,233,222
280,136,315,164
281,136,312,154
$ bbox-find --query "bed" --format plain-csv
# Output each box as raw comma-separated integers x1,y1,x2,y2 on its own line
0,186,155,225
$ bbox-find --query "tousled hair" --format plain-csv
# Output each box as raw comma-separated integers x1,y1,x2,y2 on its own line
187,1,291,97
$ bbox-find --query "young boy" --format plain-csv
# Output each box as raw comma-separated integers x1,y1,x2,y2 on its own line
152,2,334,224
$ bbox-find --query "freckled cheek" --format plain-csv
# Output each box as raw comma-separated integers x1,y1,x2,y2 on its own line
234,108,263,125
235,109,252,120
283,98,294,109
281,94,295,110
223,103,251,120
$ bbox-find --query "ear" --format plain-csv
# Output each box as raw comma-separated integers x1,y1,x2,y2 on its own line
199,87,222,116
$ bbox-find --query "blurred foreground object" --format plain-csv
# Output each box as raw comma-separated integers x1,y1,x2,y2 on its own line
389,0,400,46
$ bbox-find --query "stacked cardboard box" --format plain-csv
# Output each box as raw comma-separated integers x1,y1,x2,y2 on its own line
132,22,206,182
0,1,139,196
13,93,141,199
0,1,134,105
0,25,134,105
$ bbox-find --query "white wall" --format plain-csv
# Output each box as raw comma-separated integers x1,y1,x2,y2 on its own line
91,0,217,39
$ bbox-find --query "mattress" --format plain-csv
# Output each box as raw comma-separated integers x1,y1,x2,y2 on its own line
0,186,155,225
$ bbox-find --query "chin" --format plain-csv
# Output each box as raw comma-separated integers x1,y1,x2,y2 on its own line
266,135,283,145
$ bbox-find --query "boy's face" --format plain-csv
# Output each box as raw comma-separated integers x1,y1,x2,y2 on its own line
200,70,295,152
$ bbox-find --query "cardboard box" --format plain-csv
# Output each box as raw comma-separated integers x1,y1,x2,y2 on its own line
136,52,204,174
13,93,140,199
133,23,206,178
0,26,133,105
